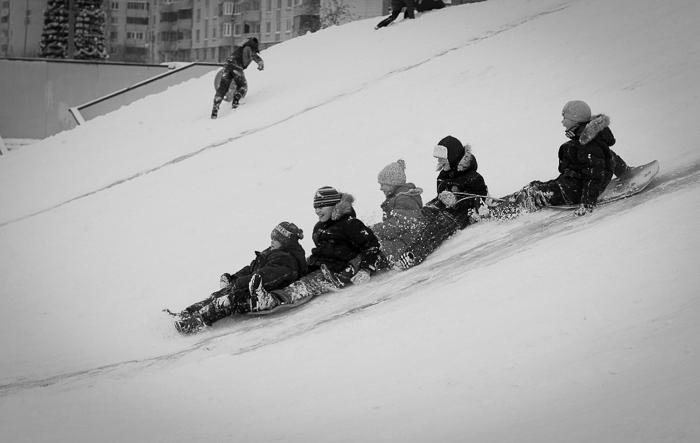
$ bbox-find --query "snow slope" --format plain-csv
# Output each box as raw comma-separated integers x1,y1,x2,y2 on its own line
1,0,699,441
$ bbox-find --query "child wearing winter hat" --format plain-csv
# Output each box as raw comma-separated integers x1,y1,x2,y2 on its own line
493,100,631,218
248,186,382,312
372,160,426,269
173,221,307,334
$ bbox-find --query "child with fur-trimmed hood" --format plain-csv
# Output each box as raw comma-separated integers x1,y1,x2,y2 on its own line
426,135,489,227
387,136,490,270
246,187,382,313
493,100,630,218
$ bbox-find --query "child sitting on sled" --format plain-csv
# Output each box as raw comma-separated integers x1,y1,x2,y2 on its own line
174,221,307,334
491,100,630,218
248,186,382,312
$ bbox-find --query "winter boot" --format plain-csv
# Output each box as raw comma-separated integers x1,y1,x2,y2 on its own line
174,312,207,334
211,96,223,119
231,93,242,109
248,273,279,312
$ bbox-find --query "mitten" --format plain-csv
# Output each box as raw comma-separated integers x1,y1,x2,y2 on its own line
257,60,264,71
394,251,416,271
438,190,457,208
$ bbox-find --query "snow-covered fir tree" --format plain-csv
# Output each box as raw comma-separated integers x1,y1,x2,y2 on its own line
40,0,70,58
40,0,107,59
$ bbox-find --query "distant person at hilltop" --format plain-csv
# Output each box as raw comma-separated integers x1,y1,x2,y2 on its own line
376,0,416,29
210,37,264,119
415,0,446,12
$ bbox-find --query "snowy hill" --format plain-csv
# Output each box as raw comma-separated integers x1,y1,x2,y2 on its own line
1,0,700,441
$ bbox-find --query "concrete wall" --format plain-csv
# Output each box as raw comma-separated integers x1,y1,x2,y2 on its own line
0,59,218,139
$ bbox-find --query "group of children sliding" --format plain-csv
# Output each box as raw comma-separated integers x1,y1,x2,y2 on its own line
175,100,632,334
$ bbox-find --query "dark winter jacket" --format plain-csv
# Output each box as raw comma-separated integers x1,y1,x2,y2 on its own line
556,114,617,206
415,0,445,12
223,39,262,71
426,145,488,227
308,193,381,274
230,243,307,293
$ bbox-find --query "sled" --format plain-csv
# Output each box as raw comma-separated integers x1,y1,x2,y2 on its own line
550,160,659,209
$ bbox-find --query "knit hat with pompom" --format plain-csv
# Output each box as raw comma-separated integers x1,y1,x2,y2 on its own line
377,159,407,186
271,221,304,246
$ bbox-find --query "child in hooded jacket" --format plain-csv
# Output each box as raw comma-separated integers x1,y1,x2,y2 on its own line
249,187,382,311
492,100,630,218
173,221,306,334
371,159,427,266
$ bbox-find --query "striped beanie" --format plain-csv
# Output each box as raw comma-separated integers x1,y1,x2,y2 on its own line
271,221,304,246
313,186,342,208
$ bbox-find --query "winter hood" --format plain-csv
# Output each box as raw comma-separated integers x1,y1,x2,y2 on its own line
577,114,612,145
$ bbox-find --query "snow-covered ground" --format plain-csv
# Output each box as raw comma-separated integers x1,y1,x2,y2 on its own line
1,0,699,441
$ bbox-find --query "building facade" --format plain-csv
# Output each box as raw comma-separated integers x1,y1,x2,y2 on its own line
1,0,45,57
2,0,483,64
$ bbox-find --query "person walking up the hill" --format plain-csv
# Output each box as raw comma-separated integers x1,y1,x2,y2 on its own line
248,186,382,312
174,221,306,334
491,100,631,219
375,0,416,29
210,37,264,119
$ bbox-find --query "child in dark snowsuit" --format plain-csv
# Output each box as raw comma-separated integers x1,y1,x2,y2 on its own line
371,159,427,267
174,221,306,333
210,37,264,119
249,186,382,311
395,135,489,268
492,100,630,218
376,0,416,29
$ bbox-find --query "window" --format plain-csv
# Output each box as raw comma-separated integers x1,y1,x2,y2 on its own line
196,8,200,21
234,24,241,35
110,16,118,24
111,2,119,9
287,0,291,8
127,2,148,10
127,17,149,25
204,19,208,39
110,31,118,40
277,0,281,9
196,29,200,42
265,21,271,33
267,0,271,11
223,1,233,15
212,25,216,39
286,18,291,32
223,22,232,36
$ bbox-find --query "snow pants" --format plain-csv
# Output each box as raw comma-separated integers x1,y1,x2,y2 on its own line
376,0,415,28
215,67,247,102
270,268,346,306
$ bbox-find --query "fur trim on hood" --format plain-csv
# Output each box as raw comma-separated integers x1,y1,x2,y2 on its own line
395,183,423,197
332,193,355,220
579,114,611,144
455,144,479,172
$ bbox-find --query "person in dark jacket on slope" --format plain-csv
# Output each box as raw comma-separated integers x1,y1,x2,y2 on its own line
492,100,630,218
249,186,382,312
376,0,416,29
210,37,264,119
174,221,306,333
